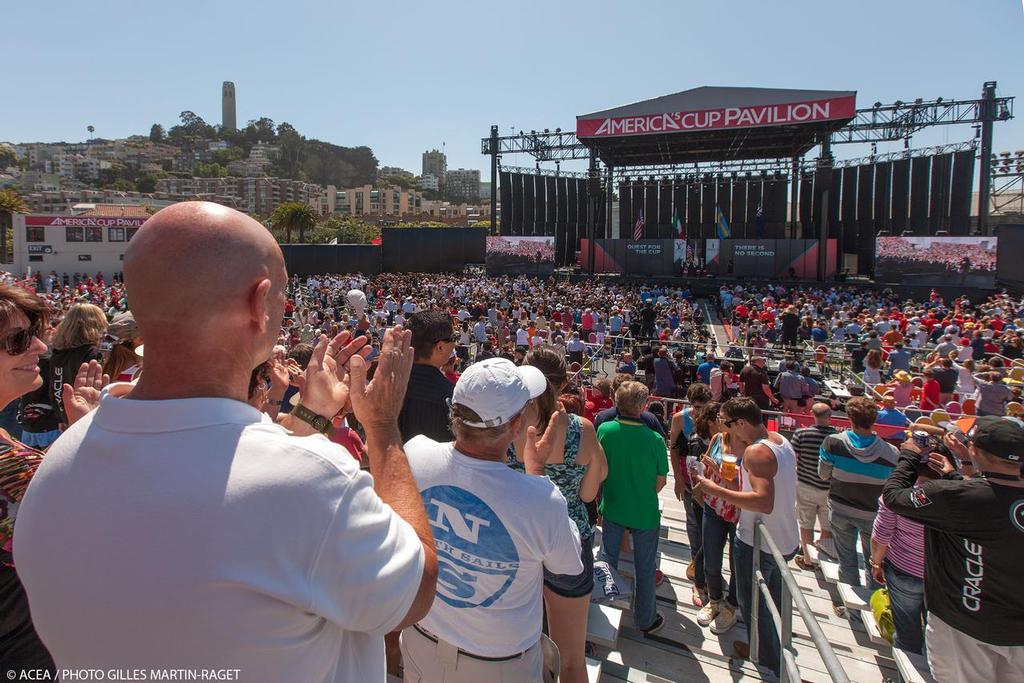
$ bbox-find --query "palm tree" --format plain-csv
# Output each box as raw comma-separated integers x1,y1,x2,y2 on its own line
269,202,318,244
0,188,28,264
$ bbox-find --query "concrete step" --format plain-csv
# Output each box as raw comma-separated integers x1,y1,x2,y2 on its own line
893,647,936,683
587,602,623,648
837,582,874,613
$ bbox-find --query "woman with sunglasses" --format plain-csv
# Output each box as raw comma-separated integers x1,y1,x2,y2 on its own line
693,402,742,636
0,284,56,676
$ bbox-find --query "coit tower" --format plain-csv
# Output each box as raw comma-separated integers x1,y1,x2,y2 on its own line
222,81,236,131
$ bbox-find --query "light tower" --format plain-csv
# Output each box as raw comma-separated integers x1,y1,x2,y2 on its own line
222,81,236,131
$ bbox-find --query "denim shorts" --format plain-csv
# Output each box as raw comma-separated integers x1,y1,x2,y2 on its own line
543,534,594,598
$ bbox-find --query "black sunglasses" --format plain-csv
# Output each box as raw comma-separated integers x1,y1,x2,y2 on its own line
3,322,42,356
435,333,459,345
722,417,741,428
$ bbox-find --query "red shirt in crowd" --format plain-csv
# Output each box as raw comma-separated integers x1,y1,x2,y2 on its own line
920,379,941,411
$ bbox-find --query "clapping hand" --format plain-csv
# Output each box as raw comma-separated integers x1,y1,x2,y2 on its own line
300,331,372,420
523,406,567,476
63,360,110,426
349,326,414,433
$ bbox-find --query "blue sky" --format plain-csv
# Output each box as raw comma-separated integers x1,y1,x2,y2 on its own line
4,0,1023,176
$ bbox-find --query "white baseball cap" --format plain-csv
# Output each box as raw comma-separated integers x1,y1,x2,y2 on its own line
452,357,547,428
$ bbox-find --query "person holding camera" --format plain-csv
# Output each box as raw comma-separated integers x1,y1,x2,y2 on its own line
882,417,1024,680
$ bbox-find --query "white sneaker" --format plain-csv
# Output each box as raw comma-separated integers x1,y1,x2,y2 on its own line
816,537,837,560
710,601,738,634
696,600,721,627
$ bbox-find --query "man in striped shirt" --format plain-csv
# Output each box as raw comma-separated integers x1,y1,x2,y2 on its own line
790,403,836,570
818,397,900,590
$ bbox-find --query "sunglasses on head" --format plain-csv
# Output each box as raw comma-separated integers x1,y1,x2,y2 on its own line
2,322,42,356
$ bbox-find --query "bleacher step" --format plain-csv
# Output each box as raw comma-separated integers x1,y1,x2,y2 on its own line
586,602,623,648
893,647,936,683
820,558,866,586
837,582,874,612
862,608,889,646
586,657,602,682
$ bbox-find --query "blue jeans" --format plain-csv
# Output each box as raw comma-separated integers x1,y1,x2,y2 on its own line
884,560,925,654
702,504,737,605
683,493,706,591
601,519,659,630
734,539,798,678
829,509,881,591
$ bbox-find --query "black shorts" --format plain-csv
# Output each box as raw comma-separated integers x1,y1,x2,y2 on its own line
543,534,594,598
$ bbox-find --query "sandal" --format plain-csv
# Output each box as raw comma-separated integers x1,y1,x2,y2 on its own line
692,587,708,608
794,556,818,572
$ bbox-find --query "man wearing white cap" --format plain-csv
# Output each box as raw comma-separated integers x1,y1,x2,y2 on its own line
401,358,583,682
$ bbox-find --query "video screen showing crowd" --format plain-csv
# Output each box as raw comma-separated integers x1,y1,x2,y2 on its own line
2,202,1023,683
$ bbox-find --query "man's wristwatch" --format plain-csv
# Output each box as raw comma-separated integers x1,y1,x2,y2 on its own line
292,403,332,435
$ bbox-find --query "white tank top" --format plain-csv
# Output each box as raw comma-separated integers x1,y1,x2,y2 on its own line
736,434,800,555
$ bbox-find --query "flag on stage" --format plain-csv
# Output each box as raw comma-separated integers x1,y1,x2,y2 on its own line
673,209,685,239
634,211,645,240
715,206,731,239
755,205,765,237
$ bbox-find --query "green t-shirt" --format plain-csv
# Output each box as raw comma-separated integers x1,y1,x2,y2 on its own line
596,417,668,530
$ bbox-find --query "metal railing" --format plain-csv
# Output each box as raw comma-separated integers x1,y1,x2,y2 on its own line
750,519,851,683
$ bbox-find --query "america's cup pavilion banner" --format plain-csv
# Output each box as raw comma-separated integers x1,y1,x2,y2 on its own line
577,95,857,138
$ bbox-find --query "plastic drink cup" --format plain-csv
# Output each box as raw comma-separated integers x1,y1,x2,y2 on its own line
721,453,738,481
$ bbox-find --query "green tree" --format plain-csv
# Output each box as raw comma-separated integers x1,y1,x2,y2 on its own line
104,179,137,192
193,162,228,178
0,144,17,170
270,202,318,244
211,147,244,165
149,123,165,143
0,188,28,263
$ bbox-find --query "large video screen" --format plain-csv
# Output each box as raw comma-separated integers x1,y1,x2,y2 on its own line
486,236,555,275
875,236,997,287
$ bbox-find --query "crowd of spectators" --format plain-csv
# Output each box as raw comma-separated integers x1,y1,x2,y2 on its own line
0,202,1022,682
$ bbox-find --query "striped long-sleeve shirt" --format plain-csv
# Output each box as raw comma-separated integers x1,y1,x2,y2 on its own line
871,496,925,579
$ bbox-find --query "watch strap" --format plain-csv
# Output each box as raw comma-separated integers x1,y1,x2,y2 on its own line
293,403,332,435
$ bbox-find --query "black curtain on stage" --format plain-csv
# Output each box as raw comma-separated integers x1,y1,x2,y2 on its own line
929,153,952,234
731,180,747,239
544,176,561,237
701,178,716,239
555,176,568,264
565,178,579,264
857,164,875,275
716,177,732,237
746,180,763,238
575,178,587,257
841,167,858,253
533,174,546,237
520,175,536,236
659,181,673,238
799,174,813,239
631,183,646,237
829,169,842,239
644,182,659,239
618,180,632,240
673,182,687,239
910,156,931,235
949,151,975,234
873,162,892,236
499,171,512,235
687,181,701,239
891,159,910,233
510,173,524,236
765,178,787,238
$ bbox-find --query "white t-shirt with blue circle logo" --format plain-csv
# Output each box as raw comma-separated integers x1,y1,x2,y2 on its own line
405,436,584,657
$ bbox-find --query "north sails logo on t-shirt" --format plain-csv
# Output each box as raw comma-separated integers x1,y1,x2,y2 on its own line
422,486,520,609
1010,500,1024,534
